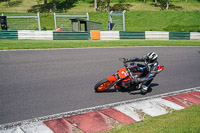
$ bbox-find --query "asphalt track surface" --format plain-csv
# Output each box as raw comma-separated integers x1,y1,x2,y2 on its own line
0,47,200,125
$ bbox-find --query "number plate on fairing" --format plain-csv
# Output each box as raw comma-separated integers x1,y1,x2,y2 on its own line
118,67,129,78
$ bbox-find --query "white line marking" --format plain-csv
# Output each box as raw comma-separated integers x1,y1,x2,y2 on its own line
0,46,200,52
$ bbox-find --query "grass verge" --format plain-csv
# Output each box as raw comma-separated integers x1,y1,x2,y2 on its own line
103,105,200,133
0,39,200,50
1,0,200,13
90,11,200,32
1,1,200,32
2,11,200,31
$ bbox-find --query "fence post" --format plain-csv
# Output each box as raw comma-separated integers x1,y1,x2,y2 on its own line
86,13,89,20
122,10,126,31
54,12,57,30
37,12,41,31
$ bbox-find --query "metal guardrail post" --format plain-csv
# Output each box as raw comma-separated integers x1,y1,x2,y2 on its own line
122,10,126,31
37,12,41,31
54,12,57,30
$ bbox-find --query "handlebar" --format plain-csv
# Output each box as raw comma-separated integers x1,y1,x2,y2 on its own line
119,58,126,62
119,58,127,65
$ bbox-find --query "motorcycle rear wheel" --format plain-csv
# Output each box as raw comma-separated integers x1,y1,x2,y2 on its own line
94,78,114,92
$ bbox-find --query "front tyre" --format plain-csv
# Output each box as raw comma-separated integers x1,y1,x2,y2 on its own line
94,78,114,92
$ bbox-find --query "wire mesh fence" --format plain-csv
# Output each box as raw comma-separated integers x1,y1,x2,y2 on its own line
111,14,123,31
54,13,89,31
109,10,126,31
1,13,40,30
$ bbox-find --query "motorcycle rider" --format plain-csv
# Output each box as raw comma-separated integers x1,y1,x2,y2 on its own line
125,52,159,94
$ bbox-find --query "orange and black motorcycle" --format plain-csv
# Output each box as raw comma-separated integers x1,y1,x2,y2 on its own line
94,58,164,92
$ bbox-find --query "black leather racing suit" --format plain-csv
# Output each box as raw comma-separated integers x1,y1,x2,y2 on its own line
126,56,159,87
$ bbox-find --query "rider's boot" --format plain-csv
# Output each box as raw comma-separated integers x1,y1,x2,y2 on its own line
137,83,142,89
141,85,148,94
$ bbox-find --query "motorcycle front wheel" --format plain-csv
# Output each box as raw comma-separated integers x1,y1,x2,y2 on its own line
94,78,114,92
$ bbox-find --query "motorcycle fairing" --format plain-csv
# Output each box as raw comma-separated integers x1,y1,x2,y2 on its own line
107,76,117,82
118,67,129,79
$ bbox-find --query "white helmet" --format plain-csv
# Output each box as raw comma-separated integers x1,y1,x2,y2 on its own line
146,52,158,63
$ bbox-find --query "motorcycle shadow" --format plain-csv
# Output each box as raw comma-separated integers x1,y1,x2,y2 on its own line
130,83,159,95
99,83,159,95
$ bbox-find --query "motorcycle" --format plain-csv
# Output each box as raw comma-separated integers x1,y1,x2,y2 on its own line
94,58,164,92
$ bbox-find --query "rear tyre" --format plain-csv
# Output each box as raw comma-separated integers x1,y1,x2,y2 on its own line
94,78,114,92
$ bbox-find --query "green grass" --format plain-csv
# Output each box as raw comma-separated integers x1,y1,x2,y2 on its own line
0,0,39,13
1,0,200,13
2,11,200,32
40,13,55,30
0,39,200,50
103,105,200,133
89,11,200,32
0,1,200,31
125,11,200,32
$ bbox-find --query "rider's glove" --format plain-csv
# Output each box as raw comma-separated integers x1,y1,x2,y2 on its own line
131,77,138,84
134,77,139,84
124,58,130,63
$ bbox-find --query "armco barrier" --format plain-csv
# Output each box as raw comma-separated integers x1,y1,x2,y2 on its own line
0,30,18,39
53,31,90,40
145,31,169,40
1,30,200,40
100,31,120,40
190,32,200,40
120,31,145,39
18,30,53,40
169,32,190,40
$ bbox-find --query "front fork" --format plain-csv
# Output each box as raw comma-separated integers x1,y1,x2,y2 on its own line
106,73,122,89
106,78,123,90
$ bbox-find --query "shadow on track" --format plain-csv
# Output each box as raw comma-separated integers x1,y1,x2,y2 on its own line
130,83,159,95
95,83,159,95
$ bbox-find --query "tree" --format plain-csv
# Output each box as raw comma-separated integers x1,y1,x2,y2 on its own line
166,0,169,10
7,0,10,7
94,0,97,12
52,0,57,12
66,0,70,6
44,0,47,6
158,0,170,10
154,0,158,6
107,0,110,12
